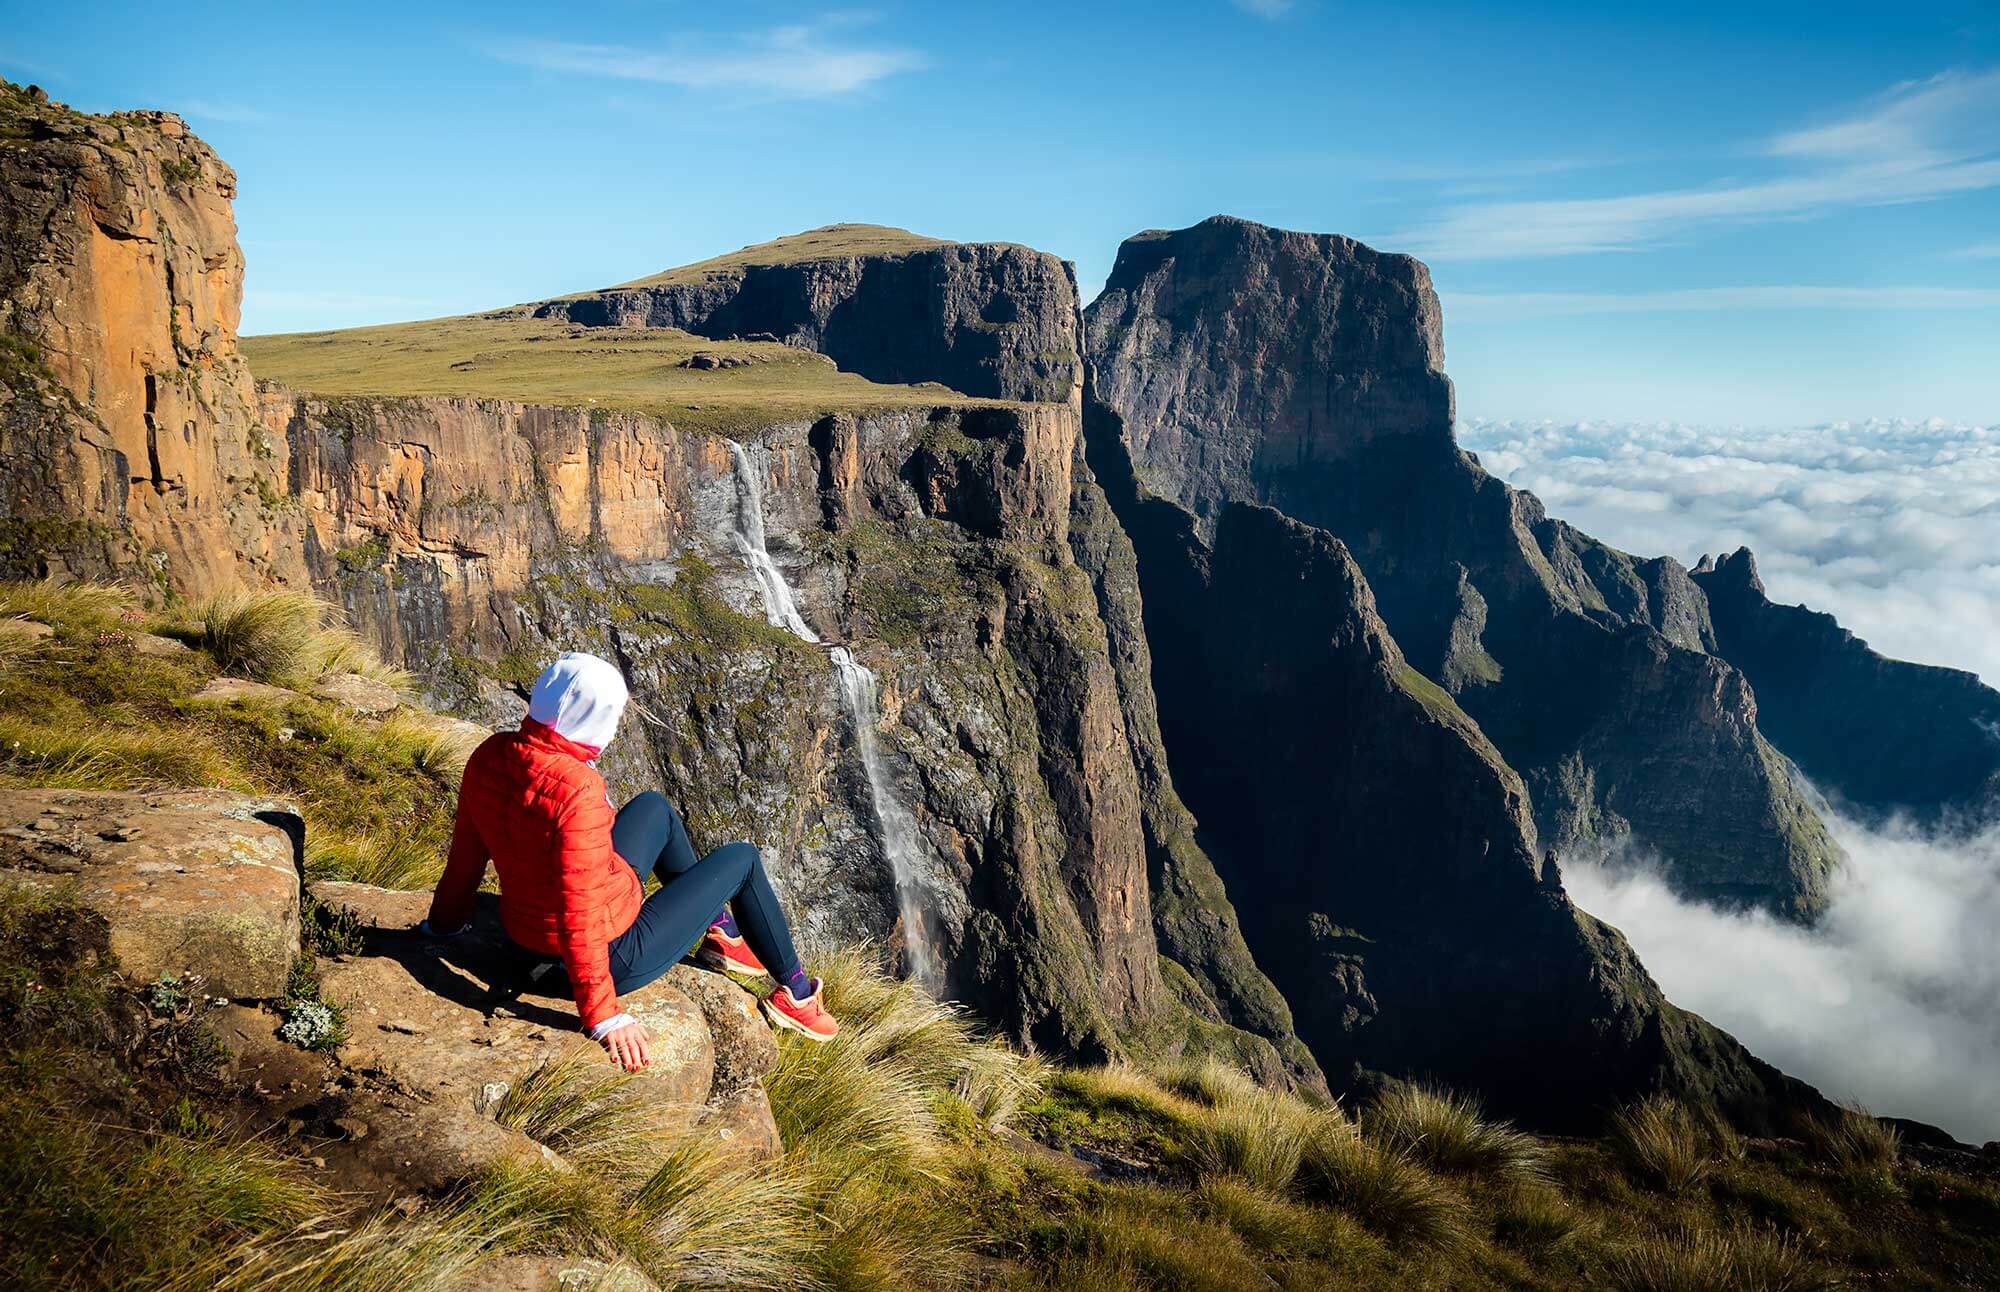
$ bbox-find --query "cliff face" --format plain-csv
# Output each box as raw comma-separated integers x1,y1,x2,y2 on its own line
0,83,304,592
1082,409,1821,1126
259,390,1177,1061
523,225,1082,405
1087,215,1841,919
1694,548,2000,823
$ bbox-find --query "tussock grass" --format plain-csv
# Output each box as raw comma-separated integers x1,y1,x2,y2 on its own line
1612,1094,1727,1196
492,1049,684,1180
1049,1063,1203,1127
1183,1086,1327,1192
1802,1103,1899,1174
1491,1182,1588,1258
1043,1187,1271,1292
0,714,231,790
175,1197,514,1292
302,830,450,889
195,589,405,688
0,579,136,630
1603,1223,1843,1292
0,1101,327,1292
1150,1054,1261,1109
1364,1083,1547,1185
1295,1129,1473,1252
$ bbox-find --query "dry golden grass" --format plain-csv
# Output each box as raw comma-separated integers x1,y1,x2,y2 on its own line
1612,1094,1725,1196
195,589,407,689
1802,1102,1900,1174
243,315,1005,440
1364,1083,1547,1185
0,715,231,791
1602,1222,1844,1292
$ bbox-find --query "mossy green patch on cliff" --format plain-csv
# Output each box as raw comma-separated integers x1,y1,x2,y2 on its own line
242,315,1010,439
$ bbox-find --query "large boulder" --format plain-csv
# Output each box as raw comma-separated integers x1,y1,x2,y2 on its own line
0,788,301,997
307,882,716,1112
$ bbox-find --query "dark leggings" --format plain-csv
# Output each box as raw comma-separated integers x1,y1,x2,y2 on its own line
606,791,801,995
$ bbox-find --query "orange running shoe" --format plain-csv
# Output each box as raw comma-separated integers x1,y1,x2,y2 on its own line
761,978,839,1042
696,924,767,979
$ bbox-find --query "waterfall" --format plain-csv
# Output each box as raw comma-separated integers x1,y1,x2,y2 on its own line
725,440,939,987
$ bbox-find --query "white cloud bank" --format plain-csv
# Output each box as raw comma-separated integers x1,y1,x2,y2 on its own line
1458,418,2000,685
1463,417,2000,1140
1567,814,2000,1143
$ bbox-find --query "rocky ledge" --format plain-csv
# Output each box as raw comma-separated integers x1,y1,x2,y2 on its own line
0,787,780,1206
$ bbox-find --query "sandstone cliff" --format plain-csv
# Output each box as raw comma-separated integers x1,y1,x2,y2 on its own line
521,223,1082,404
0,82,304,592
1086,215,1842,919
1695,548,2000,823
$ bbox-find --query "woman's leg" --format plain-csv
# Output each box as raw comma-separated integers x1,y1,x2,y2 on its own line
608,842,803,996
610,791,700,886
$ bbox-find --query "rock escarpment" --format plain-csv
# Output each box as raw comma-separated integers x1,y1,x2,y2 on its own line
1082,415,1822,1127
1087,215,1841,919
522,224,1081,404
1694,548,2000,822
0,83,304,592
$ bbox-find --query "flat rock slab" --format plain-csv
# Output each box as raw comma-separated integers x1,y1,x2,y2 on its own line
191,676,301,706
0,788,301,998
313,671,401,715
133,633,193,657
308,882,716,1116
0,618,54,641
216,1004,560,1198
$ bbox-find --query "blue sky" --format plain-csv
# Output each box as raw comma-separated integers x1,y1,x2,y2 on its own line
5,1,1998,423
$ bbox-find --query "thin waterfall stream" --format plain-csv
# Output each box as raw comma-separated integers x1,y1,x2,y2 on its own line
725,440,939,988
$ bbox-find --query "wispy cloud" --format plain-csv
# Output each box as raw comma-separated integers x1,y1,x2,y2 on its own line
1450,285,2000,317
1398,69,2000,259
1953,241,2000,259
1232,0,1296,17
488,22,923,99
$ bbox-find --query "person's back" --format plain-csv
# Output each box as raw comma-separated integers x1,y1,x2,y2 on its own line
426,650,837,1071
452,723,640,971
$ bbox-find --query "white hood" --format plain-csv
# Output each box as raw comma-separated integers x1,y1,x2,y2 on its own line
526,651,628,753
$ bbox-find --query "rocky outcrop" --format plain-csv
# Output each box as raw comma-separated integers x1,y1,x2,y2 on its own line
0,786,778,1198
1694,548,2000,823
1081,420,1826,1127
521,224,1081,404
0,82,305,591
0,787,302,997
1086,215,1842,919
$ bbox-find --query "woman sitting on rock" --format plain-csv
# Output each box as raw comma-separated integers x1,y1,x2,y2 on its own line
423,651,837,1070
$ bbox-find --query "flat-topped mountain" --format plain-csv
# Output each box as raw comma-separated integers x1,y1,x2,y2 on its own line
517,222,1082,405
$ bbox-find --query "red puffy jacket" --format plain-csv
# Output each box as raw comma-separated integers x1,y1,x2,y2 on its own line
427,718,641,1031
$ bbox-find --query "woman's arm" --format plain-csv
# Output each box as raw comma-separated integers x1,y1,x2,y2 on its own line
426,787,490,934
551,784,645,1065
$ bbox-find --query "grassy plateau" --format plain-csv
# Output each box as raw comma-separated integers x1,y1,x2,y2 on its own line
242,315,1005,440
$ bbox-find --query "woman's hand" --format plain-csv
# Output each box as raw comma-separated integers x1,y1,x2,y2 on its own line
601,1019,651,1071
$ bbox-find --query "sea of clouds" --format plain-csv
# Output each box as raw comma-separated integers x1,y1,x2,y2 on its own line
1458,418,2000,685
1457,417,2000,1143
